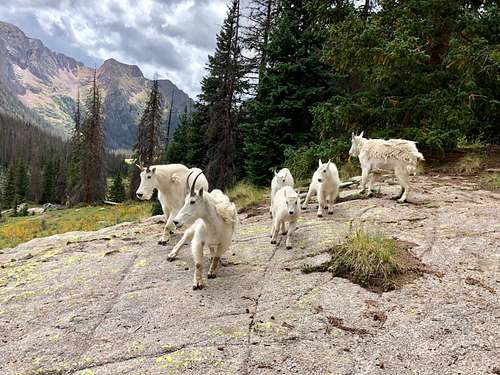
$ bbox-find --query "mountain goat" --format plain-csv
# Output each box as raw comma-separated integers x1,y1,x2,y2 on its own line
172,174,238,290
302,160,341,217
135,164,209,244
271,186,300,249
349,132,424,202
270,168,294,214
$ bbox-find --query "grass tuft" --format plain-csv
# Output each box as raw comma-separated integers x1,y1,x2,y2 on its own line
480,172,500,191
339,160,361,181
226,182,268,212
452,154,484,175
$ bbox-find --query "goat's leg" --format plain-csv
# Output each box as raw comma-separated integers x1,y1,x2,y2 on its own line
302,183,314,209
271,219,280,244
367,173,377,195
395,167,410,203
158,208,172,245
191,241,204,290
167,225,195,261
286,220,297,249
280,221,288,235
208,245,225,279
360,167,369,194
317,191,326,217
327,192,336,215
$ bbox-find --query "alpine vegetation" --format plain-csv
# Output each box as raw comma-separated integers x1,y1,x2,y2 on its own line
271,185,300,249
349,132,424,202
270,168,294,214
135,164,209,244
303,160,341,217
172,178,238,290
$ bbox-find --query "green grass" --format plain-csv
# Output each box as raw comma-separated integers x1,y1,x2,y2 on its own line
339,160,361,181
0,202,152,250
226,182,268,212
303,229,406,291
480,172,500,191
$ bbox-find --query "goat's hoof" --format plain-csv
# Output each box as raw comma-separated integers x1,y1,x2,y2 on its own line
397,198,407,203
328,211,333,215
192,283,204,290
166,255,176,262
158,240,168,246
281,231,288,236
271,240,277,244
301,206,307,210
286,245,292,250
207,273,216,279
317,213,323,218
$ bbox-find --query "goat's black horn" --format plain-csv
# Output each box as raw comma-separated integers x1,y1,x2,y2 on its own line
185,170,195,193
190,172,204,196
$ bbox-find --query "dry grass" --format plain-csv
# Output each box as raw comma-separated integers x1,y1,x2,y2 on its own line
226,182,268,212
480,172,500,191
0,202,151,249
452,154,484,175
339,160,361,181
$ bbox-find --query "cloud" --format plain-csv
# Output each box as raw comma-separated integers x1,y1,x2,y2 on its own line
0,0,228,97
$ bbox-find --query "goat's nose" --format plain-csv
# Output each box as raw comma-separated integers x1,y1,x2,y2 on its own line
173,220,180,226
289,210,294,215
136,193,143,198
318,178,322,183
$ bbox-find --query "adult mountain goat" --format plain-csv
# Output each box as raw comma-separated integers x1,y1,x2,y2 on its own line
172,175,238,290
302,160,341,217
135,164,209,244
271,186,300,249
270,168,294,215
349,132,424,202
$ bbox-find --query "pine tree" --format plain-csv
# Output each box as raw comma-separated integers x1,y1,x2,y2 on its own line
129,79,164,199
41,160,56,203
14,158,29,202
67,89,83,204
80,70,106,203
109,173,126,203
2,164,16,208
243,0,335,185
202,0,249,190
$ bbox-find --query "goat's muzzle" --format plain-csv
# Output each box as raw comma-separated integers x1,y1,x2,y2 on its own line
288,210,294,215
173,219,182,228
136,193,144,199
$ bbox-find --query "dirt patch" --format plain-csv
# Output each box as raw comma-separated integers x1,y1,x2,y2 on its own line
326,316,369,335
238,204,268,218
465,276,496,294
302,240,440,293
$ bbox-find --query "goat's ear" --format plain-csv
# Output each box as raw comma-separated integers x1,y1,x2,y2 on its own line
274,170,278,176
151,167,156,174
318,159,322,167
198,187,204,197
135,164,144,171
351,132,355,139
327,159,331,167
359,131,364,138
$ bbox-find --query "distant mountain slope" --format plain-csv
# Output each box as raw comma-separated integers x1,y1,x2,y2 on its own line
0,21,193,150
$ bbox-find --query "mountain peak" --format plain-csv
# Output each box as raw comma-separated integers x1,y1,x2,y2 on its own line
100,58,143,78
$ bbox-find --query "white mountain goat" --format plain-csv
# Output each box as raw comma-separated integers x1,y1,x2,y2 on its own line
302,160,341,217
271,186,300,249
172,175,238,290
349,131,424,202
270,168,294,214
135,164,209,244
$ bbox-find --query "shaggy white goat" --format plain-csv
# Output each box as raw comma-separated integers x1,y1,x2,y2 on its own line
349,132,424,202
302,159,341,217
270,168,294,214
271,186,300,249
171,183,238,290
135,164,209,244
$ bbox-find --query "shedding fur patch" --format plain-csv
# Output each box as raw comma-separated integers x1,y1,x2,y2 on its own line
206,190,238,227
358,138,424,165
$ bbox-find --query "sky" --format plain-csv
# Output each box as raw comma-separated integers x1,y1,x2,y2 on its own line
0,0,229,98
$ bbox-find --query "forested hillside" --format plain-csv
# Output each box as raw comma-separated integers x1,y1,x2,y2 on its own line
166,0,499,187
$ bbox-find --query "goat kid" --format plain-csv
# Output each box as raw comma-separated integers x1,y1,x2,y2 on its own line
302,159,340,217
271,186,300,249
270,168,294,215
172,182,237,290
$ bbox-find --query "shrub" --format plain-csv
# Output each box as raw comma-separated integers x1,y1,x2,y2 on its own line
226,182,267,212
452,154,484,175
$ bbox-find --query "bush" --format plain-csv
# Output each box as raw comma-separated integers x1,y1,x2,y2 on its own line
226,182,267,211
283,139,350,182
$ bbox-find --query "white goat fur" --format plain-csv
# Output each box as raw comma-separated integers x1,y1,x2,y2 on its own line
302,160,341,217
270,168,294,214
349,132,424,202
135,164,209,244
171,188,238,289
271,186,300,249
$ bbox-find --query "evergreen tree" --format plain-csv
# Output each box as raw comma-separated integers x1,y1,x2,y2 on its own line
109,173,126,203
1,163,16,208
129,79,164,199
202,0,249,190
41,160,56,203
80,70,106,203
243,0,335,185
14,158,29,202
67,89,83,203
